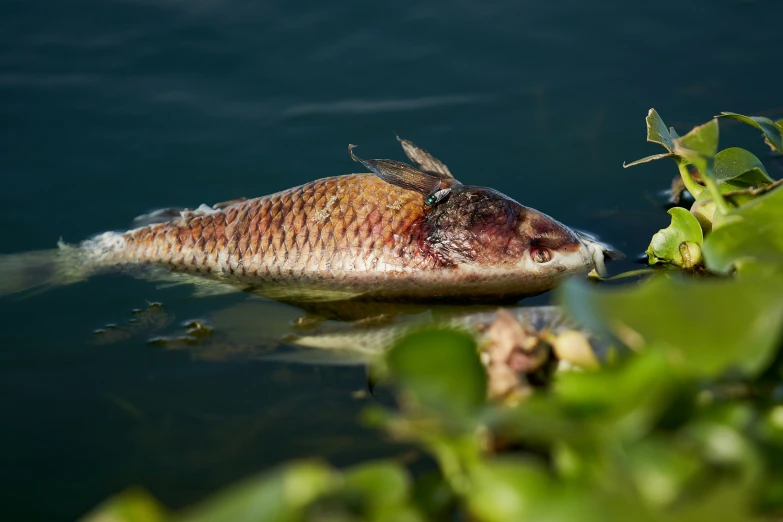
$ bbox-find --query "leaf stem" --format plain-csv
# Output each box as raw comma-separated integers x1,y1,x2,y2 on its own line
722,178,783,199
701,175,732,215
676,162,705,199
589,268,657,281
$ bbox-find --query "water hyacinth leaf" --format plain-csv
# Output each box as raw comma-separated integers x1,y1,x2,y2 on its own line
690,171,765,232
646,207,703,267
80,489,169,522
554,350,675,430
178,462,334,522
623,152,675,168
625,439,703,509
690,191,720,232
465,459,553,522
672,118,719,178
685,422,762,489
672,119,730,213
646,108,675,152
704,186,783,274
386,328,487,417
666,484,751,522
468,459,648,522
718,112,783,153
494,352,674,451
774,119,783,151
714,147,773,185
410,471,455,520
623,109,677,167
343,461,411,511
557,275,783,377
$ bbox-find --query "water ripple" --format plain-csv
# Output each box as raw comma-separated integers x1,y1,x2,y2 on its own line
282,94,490,117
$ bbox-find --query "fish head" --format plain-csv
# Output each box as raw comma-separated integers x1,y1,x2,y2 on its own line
346,143,618,294
423,185,616,287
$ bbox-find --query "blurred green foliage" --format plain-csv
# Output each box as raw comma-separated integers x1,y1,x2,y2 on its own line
81,111,783,521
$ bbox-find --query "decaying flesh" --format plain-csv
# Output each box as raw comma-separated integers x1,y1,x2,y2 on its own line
0,138,616,304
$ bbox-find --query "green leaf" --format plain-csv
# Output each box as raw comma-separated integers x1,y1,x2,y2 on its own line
719,112,783,153
623,152,675,168
386,328,487,418
684,422,762,488
177,462,334,522
646,108,676,152
667,484,751,522
411,471,455,520
690,158,769,232
466,459,552,522
704,186,783,274
672,119,733,214
79,489,169,522
625,438,702,508
690,192,720,233
646,208,704,267
623,109,677,167
467,458,650,522
495,351,678,455
343,461,411,510
673,118,719,178
555,351,675,429
714,147,773,186
557,275,783,377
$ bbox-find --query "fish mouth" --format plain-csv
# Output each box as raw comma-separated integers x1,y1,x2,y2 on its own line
574,230,624,277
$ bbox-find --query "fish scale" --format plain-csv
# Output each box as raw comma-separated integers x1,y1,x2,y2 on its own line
106,174,438,298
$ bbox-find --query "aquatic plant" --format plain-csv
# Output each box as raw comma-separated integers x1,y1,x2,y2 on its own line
81,110,783,522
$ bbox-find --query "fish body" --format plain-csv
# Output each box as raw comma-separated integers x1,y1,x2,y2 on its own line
86,174,444,301
0,139,614,303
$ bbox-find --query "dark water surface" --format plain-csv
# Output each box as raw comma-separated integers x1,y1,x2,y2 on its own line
1,0,782,519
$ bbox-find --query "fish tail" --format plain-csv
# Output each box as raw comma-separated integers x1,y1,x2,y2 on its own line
0,241,94,297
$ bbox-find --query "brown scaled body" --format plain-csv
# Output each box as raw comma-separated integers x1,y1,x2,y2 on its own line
72,138,608,306
118,174,445,301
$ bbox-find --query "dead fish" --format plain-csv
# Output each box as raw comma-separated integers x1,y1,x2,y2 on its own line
0,138,618,304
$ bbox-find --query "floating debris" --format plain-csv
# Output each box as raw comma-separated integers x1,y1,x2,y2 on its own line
92,302,172,345
480,309,553,403
148,318,214,348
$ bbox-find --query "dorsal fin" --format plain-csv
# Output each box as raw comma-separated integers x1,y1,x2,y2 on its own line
396,136,454,180
131,208,185,226
348,144,443,196
132,199,248,227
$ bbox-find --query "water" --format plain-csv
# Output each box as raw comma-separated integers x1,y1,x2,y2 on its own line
1,0,782,519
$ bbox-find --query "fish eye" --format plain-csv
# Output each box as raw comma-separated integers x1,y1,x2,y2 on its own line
531,247,552,264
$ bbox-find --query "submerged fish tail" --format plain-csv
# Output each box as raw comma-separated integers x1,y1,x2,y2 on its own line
0,241,93,297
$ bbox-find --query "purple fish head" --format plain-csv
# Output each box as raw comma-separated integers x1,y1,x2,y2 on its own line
423,185,618,293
